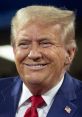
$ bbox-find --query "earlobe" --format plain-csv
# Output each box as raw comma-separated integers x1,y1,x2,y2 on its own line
64,56,71,66
65,47,76,65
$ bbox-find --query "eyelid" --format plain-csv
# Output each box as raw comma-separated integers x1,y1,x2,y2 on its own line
39,40,53,48
40,40,54,45
39,39,63,48
16,40,31,49
19,41,30,44
39,39,52,43
18,40,31,44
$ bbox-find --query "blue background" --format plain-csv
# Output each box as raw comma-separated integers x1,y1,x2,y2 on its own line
0,0,82,28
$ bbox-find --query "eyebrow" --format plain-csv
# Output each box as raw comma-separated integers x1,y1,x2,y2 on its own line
37,38,51,41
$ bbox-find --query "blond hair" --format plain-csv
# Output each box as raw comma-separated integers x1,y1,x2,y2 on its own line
11,5,77,49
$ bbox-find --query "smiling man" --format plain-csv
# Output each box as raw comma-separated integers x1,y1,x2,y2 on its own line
0,5,82,117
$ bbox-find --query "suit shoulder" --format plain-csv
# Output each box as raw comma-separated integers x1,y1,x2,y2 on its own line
66,73,82,89
72,77,82,89
0,76,19,82
71,76,82,97
65,73,82,95
0,76,20,89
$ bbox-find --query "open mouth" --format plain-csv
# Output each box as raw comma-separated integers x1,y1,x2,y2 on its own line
23,63,49,70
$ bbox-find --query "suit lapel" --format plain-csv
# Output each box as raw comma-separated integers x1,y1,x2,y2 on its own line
0,73,79,117
47,73,77,117
0,77,22,117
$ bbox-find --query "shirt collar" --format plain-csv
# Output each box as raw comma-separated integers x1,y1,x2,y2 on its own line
18,83,32,107
19,76,64,107
42,76,64,106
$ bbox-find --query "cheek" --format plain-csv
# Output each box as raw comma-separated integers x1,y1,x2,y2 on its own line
56,51,66,71
14,49,27,63
46,48,65,67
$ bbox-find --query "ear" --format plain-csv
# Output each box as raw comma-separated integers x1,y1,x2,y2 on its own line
65,47,76,65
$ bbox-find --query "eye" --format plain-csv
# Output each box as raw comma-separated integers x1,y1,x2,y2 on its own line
40,40,53,48
17,41,31,49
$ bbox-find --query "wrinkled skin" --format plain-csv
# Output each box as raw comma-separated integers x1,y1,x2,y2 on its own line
13,22,75,94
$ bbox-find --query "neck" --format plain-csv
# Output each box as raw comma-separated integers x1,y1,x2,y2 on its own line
25,80,60,95
24,73,65,95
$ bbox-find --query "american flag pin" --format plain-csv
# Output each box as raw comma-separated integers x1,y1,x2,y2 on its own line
64,106,72,114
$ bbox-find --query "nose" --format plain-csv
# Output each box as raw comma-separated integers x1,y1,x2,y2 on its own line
28,43,42,61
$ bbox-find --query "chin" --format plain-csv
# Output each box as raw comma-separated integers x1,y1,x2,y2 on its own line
27,79,43,86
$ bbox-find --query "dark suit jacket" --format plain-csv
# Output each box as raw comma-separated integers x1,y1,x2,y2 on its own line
0,73,82,117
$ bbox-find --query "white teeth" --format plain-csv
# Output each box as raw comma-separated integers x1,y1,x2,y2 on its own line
27,64,45,68
28,64,44,66
30,65,43,68
24,63,47,70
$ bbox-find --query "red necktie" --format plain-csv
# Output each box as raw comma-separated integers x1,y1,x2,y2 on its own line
24,96,45,117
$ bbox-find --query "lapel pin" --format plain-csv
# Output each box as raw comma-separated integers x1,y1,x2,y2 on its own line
64,106,72,114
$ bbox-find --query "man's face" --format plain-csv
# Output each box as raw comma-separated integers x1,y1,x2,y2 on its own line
13,22,68,90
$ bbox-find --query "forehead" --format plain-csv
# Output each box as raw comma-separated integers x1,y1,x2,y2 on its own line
17,22,63,41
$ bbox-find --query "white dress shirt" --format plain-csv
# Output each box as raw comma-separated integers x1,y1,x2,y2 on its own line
16,77,64,117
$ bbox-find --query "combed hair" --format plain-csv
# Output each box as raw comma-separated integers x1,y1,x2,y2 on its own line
11,5,77,49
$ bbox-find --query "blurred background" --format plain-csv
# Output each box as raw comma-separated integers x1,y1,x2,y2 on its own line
0,0,82,80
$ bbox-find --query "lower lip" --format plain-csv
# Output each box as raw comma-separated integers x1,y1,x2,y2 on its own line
23,64,48,70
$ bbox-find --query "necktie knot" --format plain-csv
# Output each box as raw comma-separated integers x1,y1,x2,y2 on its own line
24,96,45,117
30,96,45,108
